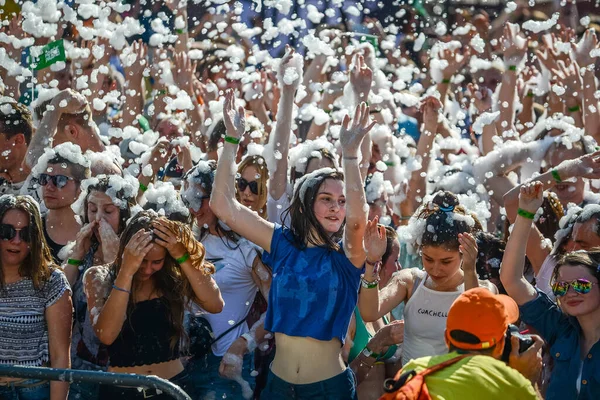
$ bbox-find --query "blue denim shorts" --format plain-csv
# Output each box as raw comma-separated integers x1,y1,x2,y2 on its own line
0,379,50,400
260,368,357,400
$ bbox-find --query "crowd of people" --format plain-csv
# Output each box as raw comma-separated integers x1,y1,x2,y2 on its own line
1,0,600,399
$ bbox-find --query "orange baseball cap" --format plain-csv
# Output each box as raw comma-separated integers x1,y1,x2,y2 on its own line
445,288,519,351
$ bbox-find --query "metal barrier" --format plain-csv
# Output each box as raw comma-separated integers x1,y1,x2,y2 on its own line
0,365,192,400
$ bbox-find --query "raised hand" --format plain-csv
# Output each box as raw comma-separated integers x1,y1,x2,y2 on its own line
223,89,246,139
571,150,600,179
458,233,478,273
536,34,561,72
552,60,582,98
518,181,544,214
420,96,443,126
572,28,600,68
122,40,147,79
467,83,492,113
440,47,470,81
502,23,527,68
173,51,196,91
339,102,377,155
144,139,172,176
152,218,187,260
51,89,88,114
70,220,98,260
349,54,373,102
98,218,119,263
121,230,154,277
364,217,387,264
277,45,301,89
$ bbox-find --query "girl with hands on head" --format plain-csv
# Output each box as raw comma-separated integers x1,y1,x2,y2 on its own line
500,181,600,399
84,211,223,399
211,88,376,398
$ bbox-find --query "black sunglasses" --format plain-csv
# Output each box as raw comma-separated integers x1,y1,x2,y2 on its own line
38,173,74,189
0,224,31,242
237,178,259,195
182,195,210,210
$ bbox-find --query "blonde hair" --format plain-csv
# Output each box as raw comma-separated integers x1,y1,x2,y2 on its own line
236,155,269,219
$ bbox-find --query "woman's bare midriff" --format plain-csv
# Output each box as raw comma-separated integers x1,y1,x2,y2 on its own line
109,359,184,380
271,333,346,384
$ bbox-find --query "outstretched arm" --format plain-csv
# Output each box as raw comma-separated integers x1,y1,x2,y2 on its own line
340,103,376,268
268,47,300,201
210,90,275,252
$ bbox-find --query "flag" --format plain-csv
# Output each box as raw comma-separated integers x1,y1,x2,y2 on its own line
29,39,66,71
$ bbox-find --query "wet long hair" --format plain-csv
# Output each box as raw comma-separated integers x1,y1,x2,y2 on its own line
236,155,269,219
109,211,214,351
417,191,482,251
0,195,55,290
283,168,345,251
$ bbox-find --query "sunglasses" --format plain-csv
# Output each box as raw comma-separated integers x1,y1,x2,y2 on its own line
182,195,210,211
237,178,259,195
38,174,74,189
0,224,30,242
552,279,595,297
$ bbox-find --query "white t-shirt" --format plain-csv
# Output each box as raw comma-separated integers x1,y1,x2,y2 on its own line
266,192,290,226
199,233,261,356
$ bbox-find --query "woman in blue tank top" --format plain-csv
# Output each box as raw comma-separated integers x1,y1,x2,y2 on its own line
211,89,376,399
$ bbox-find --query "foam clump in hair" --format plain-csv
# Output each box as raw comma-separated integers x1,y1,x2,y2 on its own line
293,167,338,207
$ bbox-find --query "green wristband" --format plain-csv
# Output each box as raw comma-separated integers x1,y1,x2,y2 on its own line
508,65,518,72
517,208,536,220
527,92,535,98
67,258,83,266
175,28,186,35
568,105,581,113
442,78,451,84
139,182,148,192
551,169,562,183
384,161,396,167
224,136,241,145
176,253,190,264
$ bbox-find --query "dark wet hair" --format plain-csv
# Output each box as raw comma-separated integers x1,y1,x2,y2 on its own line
382,225,399,265
553,248,600,285
0,102,33,145
475,231,505,291
283,168,345,251
46,154,91,183
418,191,481,251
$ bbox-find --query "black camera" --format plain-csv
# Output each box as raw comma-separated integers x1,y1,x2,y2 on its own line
501,324,535,362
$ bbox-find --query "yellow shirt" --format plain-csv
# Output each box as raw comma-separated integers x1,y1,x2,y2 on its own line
401,352,538,400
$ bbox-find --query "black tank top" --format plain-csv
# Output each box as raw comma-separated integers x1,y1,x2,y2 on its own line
108,297,180,367
42,216,66,264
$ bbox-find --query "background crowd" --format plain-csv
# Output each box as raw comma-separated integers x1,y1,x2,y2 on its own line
1,0,600,399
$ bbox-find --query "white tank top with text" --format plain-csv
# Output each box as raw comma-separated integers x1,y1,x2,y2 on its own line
401,273,464,365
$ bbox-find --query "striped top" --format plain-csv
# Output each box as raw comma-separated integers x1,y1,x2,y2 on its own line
0,269,71,366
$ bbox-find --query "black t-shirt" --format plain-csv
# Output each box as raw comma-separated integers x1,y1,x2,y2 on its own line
42,216,66,265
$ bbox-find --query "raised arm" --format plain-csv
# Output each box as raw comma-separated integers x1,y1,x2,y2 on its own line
498,23,527,138
500,182,544,305
573,29,600,141
26,90,87,169
340,103,376,268
152,218,223,313
84,230,154,345
210,90,275,252
404,96,441,215
267,47,300,201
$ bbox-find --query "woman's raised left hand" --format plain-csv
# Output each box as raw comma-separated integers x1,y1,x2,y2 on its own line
339,102,377,156
458,232,478,273
152,218,187,260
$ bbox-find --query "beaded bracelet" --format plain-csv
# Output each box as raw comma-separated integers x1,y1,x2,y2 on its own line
517,208,536,220
224,136,240,145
